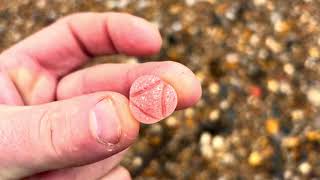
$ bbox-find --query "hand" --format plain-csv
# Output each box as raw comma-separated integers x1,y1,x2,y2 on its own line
0,12,201,180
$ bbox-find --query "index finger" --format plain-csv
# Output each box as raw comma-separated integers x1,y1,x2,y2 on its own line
1,12,162,77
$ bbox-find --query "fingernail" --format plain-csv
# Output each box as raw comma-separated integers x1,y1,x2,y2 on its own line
90,98,121,145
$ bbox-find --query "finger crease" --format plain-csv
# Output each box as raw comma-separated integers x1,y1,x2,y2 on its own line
67,22,94,59
104,18,120,54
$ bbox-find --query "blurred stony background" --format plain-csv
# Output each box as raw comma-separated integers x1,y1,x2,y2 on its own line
1,0,320,179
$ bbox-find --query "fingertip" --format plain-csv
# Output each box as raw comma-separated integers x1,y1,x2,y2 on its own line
146,61,202,109
107,12,162,56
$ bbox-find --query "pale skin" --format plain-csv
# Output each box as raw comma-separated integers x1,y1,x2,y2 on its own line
0,12,202,180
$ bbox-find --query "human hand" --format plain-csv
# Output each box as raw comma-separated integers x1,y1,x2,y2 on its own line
0,12,201,179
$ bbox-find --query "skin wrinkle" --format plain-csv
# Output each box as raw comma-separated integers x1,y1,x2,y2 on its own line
103,15,120,54
38,108,61,166
67,21,94,59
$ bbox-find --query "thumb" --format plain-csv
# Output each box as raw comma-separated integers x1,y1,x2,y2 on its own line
0,92,139,179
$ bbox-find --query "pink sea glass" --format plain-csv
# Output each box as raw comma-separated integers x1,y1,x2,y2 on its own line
129,75,178,124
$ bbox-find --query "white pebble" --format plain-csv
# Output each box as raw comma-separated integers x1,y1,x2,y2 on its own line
212,135,225,150
299,162,312,175
209,82,220,94
200,132,212,145
209,109,220,121
280,81,292,95
307,88,320,106
283,63,295,76
166,116,179,128
267,79,279,93
220,100,230,110
253,0,266,6
291,109,304,121
201,144,213,159
132,156,143,168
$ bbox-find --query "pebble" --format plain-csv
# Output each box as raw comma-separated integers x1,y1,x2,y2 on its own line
283,63,295,76
274,20,291,33
248,151,263,167
265,118,279,135
201,144,213,159
308,47,320,58
307,88,320,106
132,156,143,168
184,108,195,118
306,130,320,142
253,0,267,6
185,0,196,6
200,132,212,145
208,82,220,95
282,137,300,148
298,162,312,175
219,100,230,110
209,109,220,121
280,81,292,95
225,53,240,64
221,153,235,165
265,37,283,53
165,116,180,128
267,79,280,93
212,135,225,151
290,109,304,121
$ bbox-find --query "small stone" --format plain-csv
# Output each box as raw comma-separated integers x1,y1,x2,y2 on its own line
209,109,220,121
196,71,206,83
253,0,267,6
280,81,292,95
165,116,179,128
125,57,139,64
291,109,304,121
222,153,235,165
132,156,143,168
250,85,262,98
171,21,182,32
274,20,291,33
283,63,295,76
282,137,300,148
225,53,240,64
265,37,283,53
265,118,279,135
185,0,196,6
185,108,195,118
304,57,317,69
307,88,320,106
250,34,261,46
267,79,279,93
299,162,312,175
201,144,213,159
36,0,46,9
209,82,220,94
306,130,320,142
200,132,212,145
211,135,225,151
284,170,293,179
248,151,263,167
220,100,230,110
308,47,320,58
